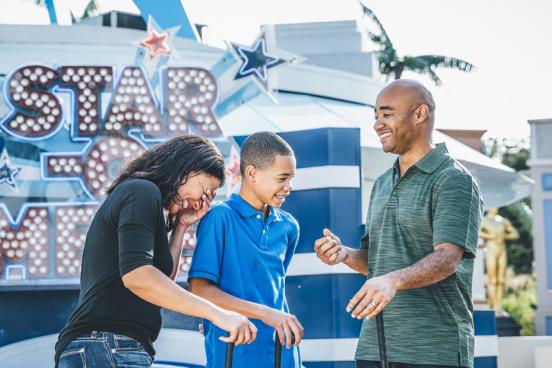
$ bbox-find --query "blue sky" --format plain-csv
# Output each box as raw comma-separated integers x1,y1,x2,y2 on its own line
2,0,551,140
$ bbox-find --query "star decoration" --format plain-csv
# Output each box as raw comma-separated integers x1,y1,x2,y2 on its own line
0,161,20,189
140,29,171,59
232,38,284,82
134,16,181,83
225,27,302,96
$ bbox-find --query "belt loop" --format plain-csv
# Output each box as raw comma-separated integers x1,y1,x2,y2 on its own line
91,330,98,339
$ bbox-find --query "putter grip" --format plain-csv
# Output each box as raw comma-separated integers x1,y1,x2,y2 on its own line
225,332,234,368
274,331,295,368
376,313,389,368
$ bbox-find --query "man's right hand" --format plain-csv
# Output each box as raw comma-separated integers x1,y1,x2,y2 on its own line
260,307,304,349
212,309,257,345
314,228,348,265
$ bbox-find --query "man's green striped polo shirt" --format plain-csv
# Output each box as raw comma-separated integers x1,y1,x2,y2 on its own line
355,143,483,368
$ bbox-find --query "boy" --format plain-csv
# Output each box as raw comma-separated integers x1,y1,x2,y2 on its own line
188,131,303,367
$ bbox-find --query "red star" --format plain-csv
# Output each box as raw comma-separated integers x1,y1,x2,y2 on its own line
140,30,171,59
226,157,242,187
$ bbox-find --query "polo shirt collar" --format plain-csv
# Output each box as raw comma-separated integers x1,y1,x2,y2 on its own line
228,193,282,222
393,143,449,176
415,143,449,173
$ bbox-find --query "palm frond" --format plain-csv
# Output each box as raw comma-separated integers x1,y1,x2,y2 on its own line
402,56,443,85
358,1,392,44
413,55,475,72
81,0,99,19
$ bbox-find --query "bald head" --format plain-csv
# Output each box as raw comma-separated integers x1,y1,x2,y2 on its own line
379,79,436,124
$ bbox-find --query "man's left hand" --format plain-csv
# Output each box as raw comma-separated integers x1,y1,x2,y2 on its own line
346,274,397,319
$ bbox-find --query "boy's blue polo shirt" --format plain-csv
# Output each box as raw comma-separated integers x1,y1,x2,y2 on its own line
188,193,301,368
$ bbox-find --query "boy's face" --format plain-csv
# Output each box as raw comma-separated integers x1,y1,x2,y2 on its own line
250,154,296,208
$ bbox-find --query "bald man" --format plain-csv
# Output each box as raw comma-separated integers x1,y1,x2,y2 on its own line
314,80,483,368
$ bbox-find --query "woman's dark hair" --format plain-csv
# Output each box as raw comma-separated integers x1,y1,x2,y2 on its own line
106,135,225,209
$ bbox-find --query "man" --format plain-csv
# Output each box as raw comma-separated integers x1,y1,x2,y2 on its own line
314,80,483,368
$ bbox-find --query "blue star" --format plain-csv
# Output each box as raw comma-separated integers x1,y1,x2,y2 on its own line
0,161,20,189
232,38,285,83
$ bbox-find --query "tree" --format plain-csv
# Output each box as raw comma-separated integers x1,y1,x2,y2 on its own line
32,0,99,23
359,2,474,85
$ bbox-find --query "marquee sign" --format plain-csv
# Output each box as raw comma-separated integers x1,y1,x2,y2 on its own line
0,20,300,285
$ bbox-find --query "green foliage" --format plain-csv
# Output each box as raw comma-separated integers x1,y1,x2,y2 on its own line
358,2,474,85
502,147,529,172
483,137,530,172
503,274,537,336
499,202,533,274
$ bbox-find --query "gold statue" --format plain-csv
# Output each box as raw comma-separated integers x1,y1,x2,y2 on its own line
480,208,519,312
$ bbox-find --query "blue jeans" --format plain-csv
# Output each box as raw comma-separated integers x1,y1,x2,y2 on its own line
356,361,459,368
58,331,153,368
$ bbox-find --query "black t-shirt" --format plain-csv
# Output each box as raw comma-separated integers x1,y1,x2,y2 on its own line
55,178,174,363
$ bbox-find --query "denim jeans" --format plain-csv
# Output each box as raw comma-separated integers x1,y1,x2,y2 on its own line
356,361,460,368
58,331,152,368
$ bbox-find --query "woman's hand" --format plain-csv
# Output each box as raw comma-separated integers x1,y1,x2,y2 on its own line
212,309,257,345
176,189,215,228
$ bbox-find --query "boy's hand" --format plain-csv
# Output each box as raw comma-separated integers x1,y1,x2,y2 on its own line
260,308,304,348
314,228,348,265
213,309,257,345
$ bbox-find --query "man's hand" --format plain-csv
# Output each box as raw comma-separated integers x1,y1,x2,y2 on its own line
346,274,397,320
314,228,348,265
260,308,304,348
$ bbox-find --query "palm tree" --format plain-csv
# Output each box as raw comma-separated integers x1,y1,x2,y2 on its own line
359,2,474,85
32,0,99,23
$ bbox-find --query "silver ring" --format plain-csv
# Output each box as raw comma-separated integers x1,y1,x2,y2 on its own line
370,302,377,308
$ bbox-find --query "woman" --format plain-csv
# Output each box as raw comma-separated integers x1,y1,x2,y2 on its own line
55,135,257,367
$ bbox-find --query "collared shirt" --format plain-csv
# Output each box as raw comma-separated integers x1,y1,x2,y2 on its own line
356,143,483,368
189,193,301,368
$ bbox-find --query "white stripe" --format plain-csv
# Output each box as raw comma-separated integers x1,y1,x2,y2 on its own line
474,335,499,357
294,165,360,190
301,338,358,361
301,335,498,362
287,252,356,276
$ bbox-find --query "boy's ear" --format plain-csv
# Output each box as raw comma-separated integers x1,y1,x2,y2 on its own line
245,164,256,182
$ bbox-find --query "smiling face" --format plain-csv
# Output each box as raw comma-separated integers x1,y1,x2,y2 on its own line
373,82,433,155
374,88,418,154
167,172,221,215
246,154,296,210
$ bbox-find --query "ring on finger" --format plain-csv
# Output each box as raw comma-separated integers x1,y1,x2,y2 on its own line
369,301,377,309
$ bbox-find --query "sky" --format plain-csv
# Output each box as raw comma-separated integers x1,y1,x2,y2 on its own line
2,0,552,140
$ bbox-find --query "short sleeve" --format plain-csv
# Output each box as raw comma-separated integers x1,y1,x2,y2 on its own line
117,180,162,276
432,172,483,259
283,218,300,272
360,180,379,249
188,206,226,284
